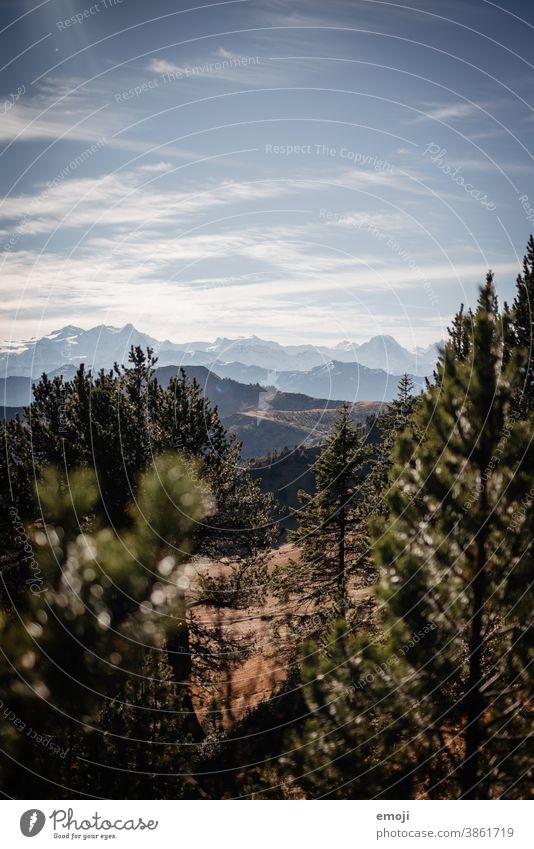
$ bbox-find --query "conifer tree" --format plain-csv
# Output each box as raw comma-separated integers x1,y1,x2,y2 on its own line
281,274,534,799
368,373,418,505
117,346,163,481
509,234,534,413
2,354,276,739
447,303,474,363
12,354,276,593
0,455,208,798
0,416,36,608
276,404,369,625
91,647,198,799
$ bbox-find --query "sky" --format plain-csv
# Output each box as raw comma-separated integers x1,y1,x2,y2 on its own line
0,0,533,349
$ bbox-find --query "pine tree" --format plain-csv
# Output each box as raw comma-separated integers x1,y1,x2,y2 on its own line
27,373,73,468
0,415,41,610
159,367,276,607
15,354,276,582
276,404,369,626
509,234,534,413
447,303,474,363
367,373,418,505
2,354,277,755
373,274,533,798
117,346,163,480
0,455,209,798
90,647,198,799
279,274,534,799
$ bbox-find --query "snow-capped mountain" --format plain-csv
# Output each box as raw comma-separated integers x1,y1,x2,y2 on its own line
0,324,184,378
0,324,441,379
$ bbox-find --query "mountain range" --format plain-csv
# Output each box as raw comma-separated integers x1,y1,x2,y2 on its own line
1,358,427,411
0,324,440,380
0,364,385,458
0,325,435,457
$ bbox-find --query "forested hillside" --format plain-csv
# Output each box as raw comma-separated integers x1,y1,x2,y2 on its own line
1,242,534,799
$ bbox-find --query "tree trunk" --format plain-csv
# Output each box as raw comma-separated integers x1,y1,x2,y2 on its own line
461,535,487,798
338,507,346,616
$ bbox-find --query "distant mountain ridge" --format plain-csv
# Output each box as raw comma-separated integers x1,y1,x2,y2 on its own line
0,363,386,458
0,365,344,419
0,358,426,413
0,324,441,379
272,360,427,401
1,359,420,466
0,326,433,456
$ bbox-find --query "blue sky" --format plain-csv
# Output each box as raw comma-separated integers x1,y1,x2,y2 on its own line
0,0,533,348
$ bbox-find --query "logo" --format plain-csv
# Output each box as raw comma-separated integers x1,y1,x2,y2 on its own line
20,810,46,837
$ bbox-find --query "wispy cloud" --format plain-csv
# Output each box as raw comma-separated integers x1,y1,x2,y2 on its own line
422,102,485,122
146,59,181,76
0,167,298,236
144,50,265,83
0,0,528,346
0,76,202,162
1,243,516,346
411,99,504,125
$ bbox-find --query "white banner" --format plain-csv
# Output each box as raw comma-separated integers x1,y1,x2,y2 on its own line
2,800,532,848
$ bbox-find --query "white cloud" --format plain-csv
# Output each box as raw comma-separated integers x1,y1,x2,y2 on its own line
422,102,484,122
216,47,240,60
1,224,518,344
0,169,298,237
146,59,181,75
0,77,202,163
2,152,517,346
412,100,504,125
137,162,172,172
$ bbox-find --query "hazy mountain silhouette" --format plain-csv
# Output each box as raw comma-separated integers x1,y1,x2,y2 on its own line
0,324,440,378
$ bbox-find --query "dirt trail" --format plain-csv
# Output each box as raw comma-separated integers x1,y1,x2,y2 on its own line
189,544,374,727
